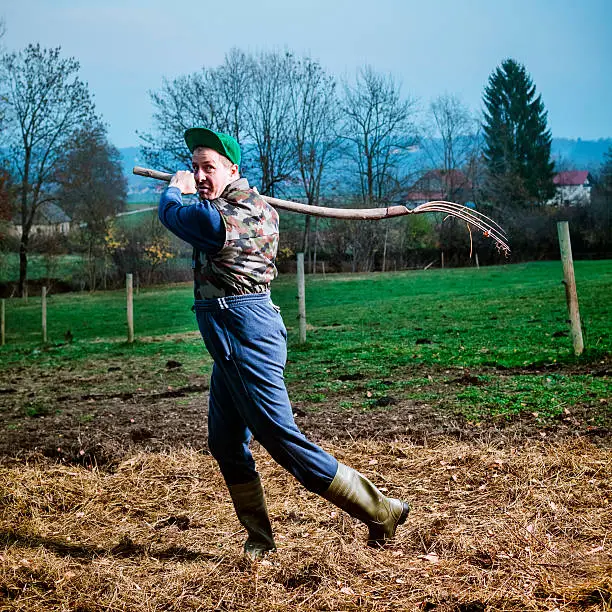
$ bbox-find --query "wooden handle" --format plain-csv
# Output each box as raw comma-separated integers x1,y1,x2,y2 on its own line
133,165,412,220
133,166,173,182
132,165,510,255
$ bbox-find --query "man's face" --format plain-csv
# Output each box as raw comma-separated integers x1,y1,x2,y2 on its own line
191,147,238,200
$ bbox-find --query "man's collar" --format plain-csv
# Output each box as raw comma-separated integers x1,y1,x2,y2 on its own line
222,177,250,196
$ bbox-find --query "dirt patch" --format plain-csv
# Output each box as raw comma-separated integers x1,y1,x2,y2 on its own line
0,359,212,467
0,357,609,467
296,399,610,448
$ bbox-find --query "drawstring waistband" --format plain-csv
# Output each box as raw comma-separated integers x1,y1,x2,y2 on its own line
194,292,272,312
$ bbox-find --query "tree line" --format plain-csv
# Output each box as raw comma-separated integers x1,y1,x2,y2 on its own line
1,35,610,295
0,34,127,295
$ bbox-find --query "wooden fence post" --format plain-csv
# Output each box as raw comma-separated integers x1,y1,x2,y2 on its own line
297,253,307,344
475,252,480,269
41,286,47,343
557,222,584,355
126,273,134,343
1,299,5,346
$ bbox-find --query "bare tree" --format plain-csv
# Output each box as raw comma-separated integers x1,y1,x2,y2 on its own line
342,66,418,206
341,66,418,270
423,96,482,265
141,49,294,194
0,44,96,296
243,51,296,197
0,19,8,138
141,69,230,172
288,56,340,265
425,94,481,199
56,122,127,290
216,48,251,143
142,50,297,195
140,48,255,174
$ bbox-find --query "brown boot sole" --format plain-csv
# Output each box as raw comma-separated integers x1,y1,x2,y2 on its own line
397,501,410,526
367,501,410,547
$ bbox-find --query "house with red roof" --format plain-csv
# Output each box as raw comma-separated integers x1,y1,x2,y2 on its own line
404,169,473,206
549,171,593,206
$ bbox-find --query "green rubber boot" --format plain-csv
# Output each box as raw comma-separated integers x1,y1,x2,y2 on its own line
321,463,409,546
227,476,276,560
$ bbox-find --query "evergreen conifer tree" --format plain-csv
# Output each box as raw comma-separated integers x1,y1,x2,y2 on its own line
482,59,555,207
600,146,612,192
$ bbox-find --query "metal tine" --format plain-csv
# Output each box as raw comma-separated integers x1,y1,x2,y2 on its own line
414,203,510,253
427,201,508,236
428,207,505,240
417,203,508,240
419,204,503,238
416,201,508,238
417,202,508,238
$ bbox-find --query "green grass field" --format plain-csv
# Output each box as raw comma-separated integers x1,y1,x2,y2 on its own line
1,260,610,424
2,260,609,361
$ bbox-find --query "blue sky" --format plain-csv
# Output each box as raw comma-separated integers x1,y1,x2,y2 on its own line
2,0,611,147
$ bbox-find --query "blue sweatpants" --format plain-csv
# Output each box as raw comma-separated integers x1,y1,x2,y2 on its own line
194,293,338,495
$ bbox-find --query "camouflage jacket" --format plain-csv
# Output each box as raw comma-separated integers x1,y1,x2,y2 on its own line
193,178,279,299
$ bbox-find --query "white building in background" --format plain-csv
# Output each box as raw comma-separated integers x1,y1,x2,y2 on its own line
12,203,72,236
549,171,593,206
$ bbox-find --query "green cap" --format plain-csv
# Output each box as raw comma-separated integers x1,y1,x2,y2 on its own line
184,127,241,167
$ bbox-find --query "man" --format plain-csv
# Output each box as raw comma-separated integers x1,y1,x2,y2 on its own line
159,127,409,559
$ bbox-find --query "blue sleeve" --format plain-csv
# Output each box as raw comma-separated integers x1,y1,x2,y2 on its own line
158,186,225,254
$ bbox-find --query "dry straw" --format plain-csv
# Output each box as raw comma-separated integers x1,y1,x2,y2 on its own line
1,438,610,611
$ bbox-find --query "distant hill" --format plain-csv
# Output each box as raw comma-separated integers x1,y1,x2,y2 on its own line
120,147,145,177
550,138,611,170
119,138,612,200
119,147,162,202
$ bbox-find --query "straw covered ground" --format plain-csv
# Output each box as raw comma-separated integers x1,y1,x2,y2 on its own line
1,437,610,611
1,264,611,610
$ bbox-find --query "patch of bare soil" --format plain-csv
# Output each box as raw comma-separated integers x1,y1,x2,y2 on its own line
293,363,611,449
0,360,212,467
0,358,609,467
